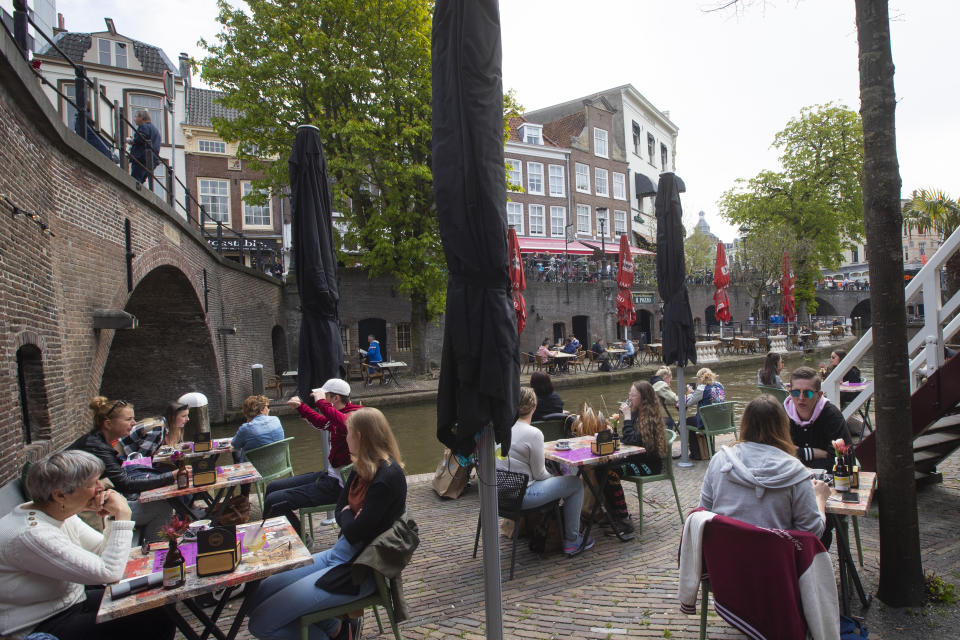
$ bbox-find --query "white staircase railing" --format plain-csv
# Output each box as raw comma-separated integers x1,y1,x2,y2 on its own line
823,223,960,421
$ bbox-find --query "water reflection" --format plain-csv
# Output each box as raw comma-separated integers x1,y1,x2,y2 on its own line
216,350,872,476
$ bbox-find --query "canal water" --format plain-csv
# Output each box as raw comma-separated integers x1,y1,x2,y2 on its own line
216,349,873,476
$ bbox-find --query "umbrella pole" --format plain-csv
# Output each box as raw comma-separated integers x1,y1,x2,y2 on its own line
478,423,503,640
676,364,693,467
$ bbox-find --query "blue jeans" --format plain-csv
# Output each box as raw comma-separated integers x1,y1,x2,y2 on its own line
247,535,374,640
263,472,341,536
522,475,583,541
129,499,172,544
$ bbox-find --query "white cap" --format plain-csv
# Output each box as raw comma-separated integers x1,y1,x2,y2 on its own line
319,378,351,397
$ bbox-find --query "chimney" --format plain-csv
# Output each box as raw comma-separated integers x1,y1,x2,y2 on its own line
55,12,65,34
179,52,192,89
104,18,117,35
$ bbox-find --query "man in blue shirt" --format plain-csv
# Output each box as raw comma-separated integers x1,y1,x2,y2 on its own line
617,339,636,368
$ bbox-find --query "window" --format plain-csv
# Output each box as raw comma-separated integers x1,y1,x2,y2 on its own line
577,204,591,234
527,162,544,195
918,243,925,255
241,182,271,227
506,159,522,191
396,323,412,351
115,42,127,68
550,206,566,237
594,168,609,197
98,39,127,68
548,165,564,197
199,139,227,154
612,172,626,200
519,123,543,145
632,121,642,155
614,210,627,235
851,247,859,262
596,208,610,236
340,326,350,355
660,143,668,171
575,163,590,193
594,128,608,158
129,94,165,138
506,201,524,235
647,133,656,164
529,204,545,236
199,178,230,224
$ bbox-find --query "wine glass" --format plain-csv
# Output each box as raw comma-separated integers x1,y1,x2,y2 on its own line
242,516,268,553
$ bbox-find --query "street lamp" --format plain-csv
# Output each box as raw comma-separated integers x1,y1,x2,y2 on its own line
564,222,574,303
597,208,608,279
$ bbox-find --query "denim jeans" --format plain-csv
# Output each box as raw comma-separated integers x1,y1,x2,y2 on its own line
263,472,341,536
522,475,583,541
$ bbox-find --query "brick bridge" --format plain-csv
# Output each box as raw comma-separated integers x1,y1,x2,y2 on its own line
0,33,286,480
686,285,872,327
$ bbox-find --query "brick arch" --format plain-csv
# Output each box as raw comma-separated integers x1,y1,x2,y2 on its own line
13,330,48,353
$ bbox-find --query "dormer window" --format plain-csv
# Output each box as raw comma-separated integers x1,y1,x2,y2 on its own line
519,123,543,145
98,38,127,68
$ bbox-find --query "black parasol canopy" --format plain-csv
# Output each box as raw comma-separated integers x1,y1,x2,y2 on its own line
289,125,344,401
655,172,697,368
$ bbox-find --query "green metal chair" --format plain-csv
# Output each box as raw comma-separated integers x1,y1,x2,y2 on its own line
531,414,567,442
758,385,789,403
244,437,295,508
689,402,737,459
298,568,400,640
621,429,684,533
299,464,354,548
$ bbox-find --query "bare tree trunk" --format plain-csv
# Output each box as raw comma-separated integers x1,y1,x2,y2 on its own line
855,0,925,606
410,292,429,375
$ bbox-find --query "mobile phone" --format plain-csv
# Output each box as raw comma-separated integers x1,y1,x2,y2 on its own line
841,491,859,503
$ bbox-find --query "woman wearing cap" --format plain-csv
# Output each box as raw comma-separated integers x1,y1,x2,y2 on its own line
232,395,285,462
120,400,190,462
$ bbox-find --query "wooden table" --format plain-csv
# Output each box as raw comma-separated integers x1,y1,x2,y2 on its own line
139,462,261,523
377,360,408,388
150,438,235,464
825,471,876,615
544,435,645,545
98,517,312,640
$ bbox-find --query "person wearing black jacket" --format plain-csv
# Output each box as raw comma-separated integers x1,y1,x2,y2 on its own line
248,407,407,640
783,367,852,471
69,397,174,543
530,372,563,420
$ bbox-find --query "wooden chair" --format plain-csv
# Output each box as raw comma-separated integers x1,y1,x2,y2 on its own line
534,354,551,374
621,429,683,533
689,402,737,459
520,352,536,374
344,359,365,382
244,437,295,508
298,567,401,640
268,374,285,399
568,349,585,373
758,385,789,403
473,470,563,580
298,464,354,549
361,358,385,385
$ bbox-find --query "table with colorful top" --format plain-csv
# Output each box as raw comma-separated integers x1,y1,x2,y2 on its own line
543,435,645,546
148,438,236,465
825,470,877,615
97,517,311,640
138,462,261,523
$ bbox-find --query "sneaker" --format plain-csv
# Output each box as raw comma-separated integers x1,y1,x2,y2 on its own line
563,534,595,556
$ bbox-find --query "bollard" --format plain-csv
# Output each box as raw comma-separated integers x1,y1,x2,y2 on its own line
178,392,209,443
251,364,264,395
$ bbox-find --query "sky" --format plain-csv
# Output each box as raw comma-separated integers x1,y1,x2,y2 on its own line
12,0,958,242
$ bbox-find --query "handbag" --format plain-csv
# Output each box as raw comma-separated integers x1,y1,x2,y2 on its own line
431,449,473,499
217,494,250,526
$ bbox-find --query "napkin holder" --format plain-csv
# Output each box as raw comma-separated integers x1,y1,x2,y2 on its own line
192,456,217,487
194,431,212,452
591,430,616,456
196,525,240,577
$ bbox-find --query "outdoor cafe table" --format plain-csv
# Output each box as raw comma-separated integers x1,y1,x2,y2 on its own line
97,517,312,640
150,438,235,465
376,360,408,388
825,471,877,615
543,435,645,546
740,337,759,353
549,351,576,374
138,462,261,523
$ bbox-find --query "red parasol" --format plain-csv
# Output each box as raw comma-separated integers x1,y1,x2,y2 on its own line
781,253,796,322
616,234,636,327
508,228,526,334
713,242,731,323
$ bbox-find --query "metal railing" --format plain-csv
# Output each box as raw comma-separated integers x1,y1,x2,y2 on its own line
4,3,280,273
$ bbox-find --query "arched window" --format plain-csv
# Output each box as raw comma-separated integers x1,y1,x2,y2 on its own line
17,345,51,444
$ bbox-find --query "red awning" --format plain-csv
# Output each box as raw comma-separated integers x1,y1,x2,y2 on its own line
516,237,653,256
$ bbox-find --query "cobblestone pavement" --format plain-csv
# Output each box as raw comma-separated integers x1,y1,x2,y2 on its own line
175,437,959,639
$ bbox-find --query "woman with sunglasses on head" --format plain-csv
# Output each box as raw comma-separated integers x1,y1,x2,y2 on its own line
824,350,862,383
69,396,175,543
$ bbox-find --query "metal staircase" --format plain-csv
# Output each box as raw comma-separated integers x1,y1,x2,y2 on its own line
823,223,960,483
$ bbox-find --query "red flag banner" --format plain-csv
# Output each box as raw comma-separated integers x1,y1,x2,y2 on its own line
508,228,526,333
781,253,796,322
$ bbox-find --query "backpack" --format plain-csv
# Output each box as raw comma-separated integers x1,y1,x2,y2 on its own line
840,615,868,639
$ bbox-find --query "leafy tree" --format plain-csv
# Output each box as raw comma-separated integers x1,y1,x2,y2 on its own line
731,225,809,320
718,103,864,318
903,188,960,296
199,0,441,373
684,228,715,277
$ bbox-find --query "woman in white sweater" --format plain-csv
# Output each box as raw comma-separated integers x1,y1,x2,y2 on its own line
0,450,174,640
498,387,592,556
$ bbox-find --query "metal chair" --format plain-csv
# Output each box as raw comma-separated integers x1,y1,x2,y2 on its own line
758,385,789,403
299,464,354,549
689,402,737,459
298,568,401,640
472,469,563,580
532,413,568,442
244,437,295,508
621,429,683,533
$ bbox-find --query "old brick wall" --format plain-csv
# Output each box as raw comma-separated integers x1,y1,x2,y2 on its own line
0,33,285,481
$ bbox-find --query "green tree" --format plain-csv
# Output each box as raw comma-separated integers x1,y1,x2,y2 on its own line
684,229,715,277
731,225,809,320
902,188,960,296
718,103,864,318
199,0,441,373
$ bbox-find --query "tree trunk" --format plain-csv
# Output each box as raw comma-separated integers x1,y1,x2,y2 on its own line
855,0,925,606
946,252,960,300
409,291,429,375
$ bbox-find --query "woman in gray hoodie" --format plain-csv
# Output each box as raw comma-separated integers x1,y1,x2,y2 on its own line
699,395,830,536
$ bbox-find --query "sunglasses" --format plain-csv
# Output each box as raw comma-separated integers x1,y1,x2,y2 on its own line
790,389,817,399
105,400,128,418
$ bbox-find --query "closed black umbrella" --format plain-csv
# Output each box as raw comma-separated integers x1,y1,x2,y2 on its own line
655,172,697,462
433,1,517,637
289,125,344,402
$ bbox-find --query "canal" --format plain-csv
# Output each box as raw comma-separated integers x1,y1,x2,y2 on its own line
215,349,873,476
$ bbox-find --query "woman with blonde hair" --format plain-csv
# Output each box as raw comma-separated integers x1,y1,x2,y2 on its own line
684,368,726,459
248,408,406,640
120,400,190,461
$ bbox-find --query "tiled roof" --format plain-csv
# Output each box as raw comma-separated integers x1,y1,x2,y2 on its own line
543,111,585,148
37,31,178,76
185,87,241,127
506,115,560,147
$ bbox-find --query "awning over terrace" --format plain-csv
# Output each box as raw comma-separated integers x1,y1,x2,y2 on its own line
517,237,654,256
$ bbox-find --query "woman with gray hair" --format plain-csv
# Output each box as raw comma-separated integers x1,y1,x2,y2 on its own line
0,450,174,639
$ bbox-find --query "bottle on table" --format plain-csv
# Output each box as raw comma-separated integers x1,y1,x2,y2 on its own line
176,461,189,490
162,540,186,589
